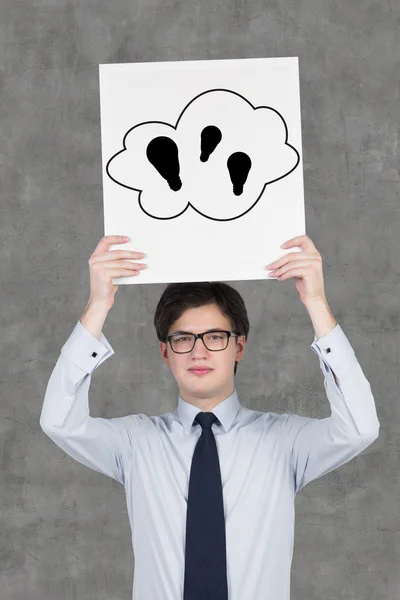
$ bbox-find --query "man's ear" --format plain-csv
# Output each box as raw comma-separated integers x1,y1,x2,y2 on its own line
159,341,169,366
235,336,246,362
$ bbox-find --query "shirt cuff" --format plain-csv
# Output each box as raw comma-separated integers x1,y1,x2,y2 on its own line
61,320,115,375
310,322,356,372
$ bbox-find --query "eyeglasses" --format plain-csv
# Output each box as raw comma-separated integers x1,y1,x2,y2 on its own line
166,330,239,353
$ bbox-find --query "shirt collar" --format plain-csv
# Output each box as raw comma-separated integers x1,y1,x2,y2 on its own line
177,388,241,434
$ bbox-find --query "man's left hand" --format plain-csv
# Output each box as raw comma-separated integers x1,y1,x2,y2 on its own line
266,234,326,306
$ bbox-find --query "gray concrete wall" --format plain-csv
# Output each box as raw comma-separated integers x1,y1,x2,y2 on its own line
1,1,398,598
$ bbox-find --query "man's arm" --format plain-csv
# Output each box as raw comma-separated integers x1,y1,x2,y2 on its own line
39,319,137,485
287,323,380,493
40,235,147,484
266,234,379,492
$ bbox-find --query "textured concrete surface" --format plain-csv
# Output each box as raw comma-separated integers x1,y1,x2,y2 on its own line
0,1,399,599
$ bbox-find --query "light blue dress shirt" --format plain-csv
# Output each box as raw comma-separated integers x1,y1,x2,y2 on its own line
40,320,380,600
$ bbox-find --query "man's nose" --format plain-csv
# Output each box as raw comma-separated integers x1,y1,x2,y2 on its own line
191,337,208,355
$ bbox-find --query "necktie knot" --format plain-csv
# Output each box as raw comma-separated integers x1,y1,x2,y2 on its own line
194,411,219,430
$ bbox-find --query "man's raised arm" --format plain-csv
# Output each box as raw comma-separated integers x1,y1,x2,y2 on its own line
39,234,148,484
287,323,380,493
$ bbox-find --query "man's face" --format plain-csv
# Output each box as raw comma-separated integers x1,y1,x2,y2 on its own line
159,303,246,401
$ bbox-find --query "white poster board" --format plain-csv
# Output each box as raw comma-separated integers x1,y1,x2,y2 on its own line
99,57,305,285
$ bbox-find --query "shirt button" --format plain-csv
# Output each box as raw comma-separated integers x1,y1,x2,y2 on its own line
91,351,97,357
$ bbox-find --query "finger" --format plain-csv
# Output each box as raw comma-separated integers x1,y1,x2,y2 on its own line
92,235,130,257
267,252,317,270
90,250,145,264
281,234,316,253
109,268,142,277
101,261,147,271
274,267,308,281
269,260,315,277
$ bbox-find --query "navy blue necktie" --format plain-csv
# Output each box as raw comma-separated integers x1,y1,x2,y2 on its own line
183,412,228,600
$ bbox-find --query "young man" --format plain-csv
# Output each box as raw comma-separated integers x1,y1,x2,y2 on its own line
40,234,380,600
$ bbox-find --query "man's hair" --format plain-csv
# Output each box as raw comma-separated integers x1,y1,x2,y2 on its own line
154,282,250,376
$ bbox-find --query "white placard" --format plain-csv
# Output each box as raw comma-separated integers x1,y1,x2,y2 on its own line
99,57,305,285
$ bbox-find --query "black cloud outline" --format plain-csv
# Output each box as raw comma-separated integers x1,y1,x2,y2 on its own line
105,88,300,222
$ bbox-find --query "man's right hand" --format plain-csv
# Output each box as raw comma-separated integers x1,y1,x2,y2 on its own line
80,235,147,339
87,235,147,310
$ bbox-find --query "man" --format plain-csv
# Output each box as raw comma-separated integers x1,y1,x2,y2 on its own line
40,233,380,600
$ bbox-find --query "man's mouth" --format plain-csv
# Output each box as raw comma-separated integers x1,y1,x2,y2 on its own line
189,368,213,375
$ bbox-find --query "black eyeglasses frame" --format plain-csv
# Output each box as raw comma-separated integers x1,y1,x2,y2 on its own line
165,330,239,354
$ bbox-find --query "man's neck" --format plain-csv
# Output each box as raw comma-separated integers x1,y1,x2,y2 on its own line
180,387,234,412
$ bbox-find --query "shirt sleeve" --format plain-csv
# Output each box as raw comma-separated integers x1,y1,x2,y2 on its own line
39,319,137,486
287,323,380,493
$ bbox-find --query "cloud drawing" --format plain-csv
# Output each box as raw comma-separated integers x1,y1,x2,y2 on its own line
106,89,300,222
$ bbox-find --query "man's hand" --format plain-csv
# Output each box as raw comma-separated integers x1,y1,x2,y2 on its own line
266,234,326,304
88,235,147,310
266,234,337,338
80,235,147,340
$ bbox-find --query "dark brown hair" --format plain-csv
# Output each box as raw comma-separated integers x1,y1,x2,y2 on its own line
154,282,249,376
